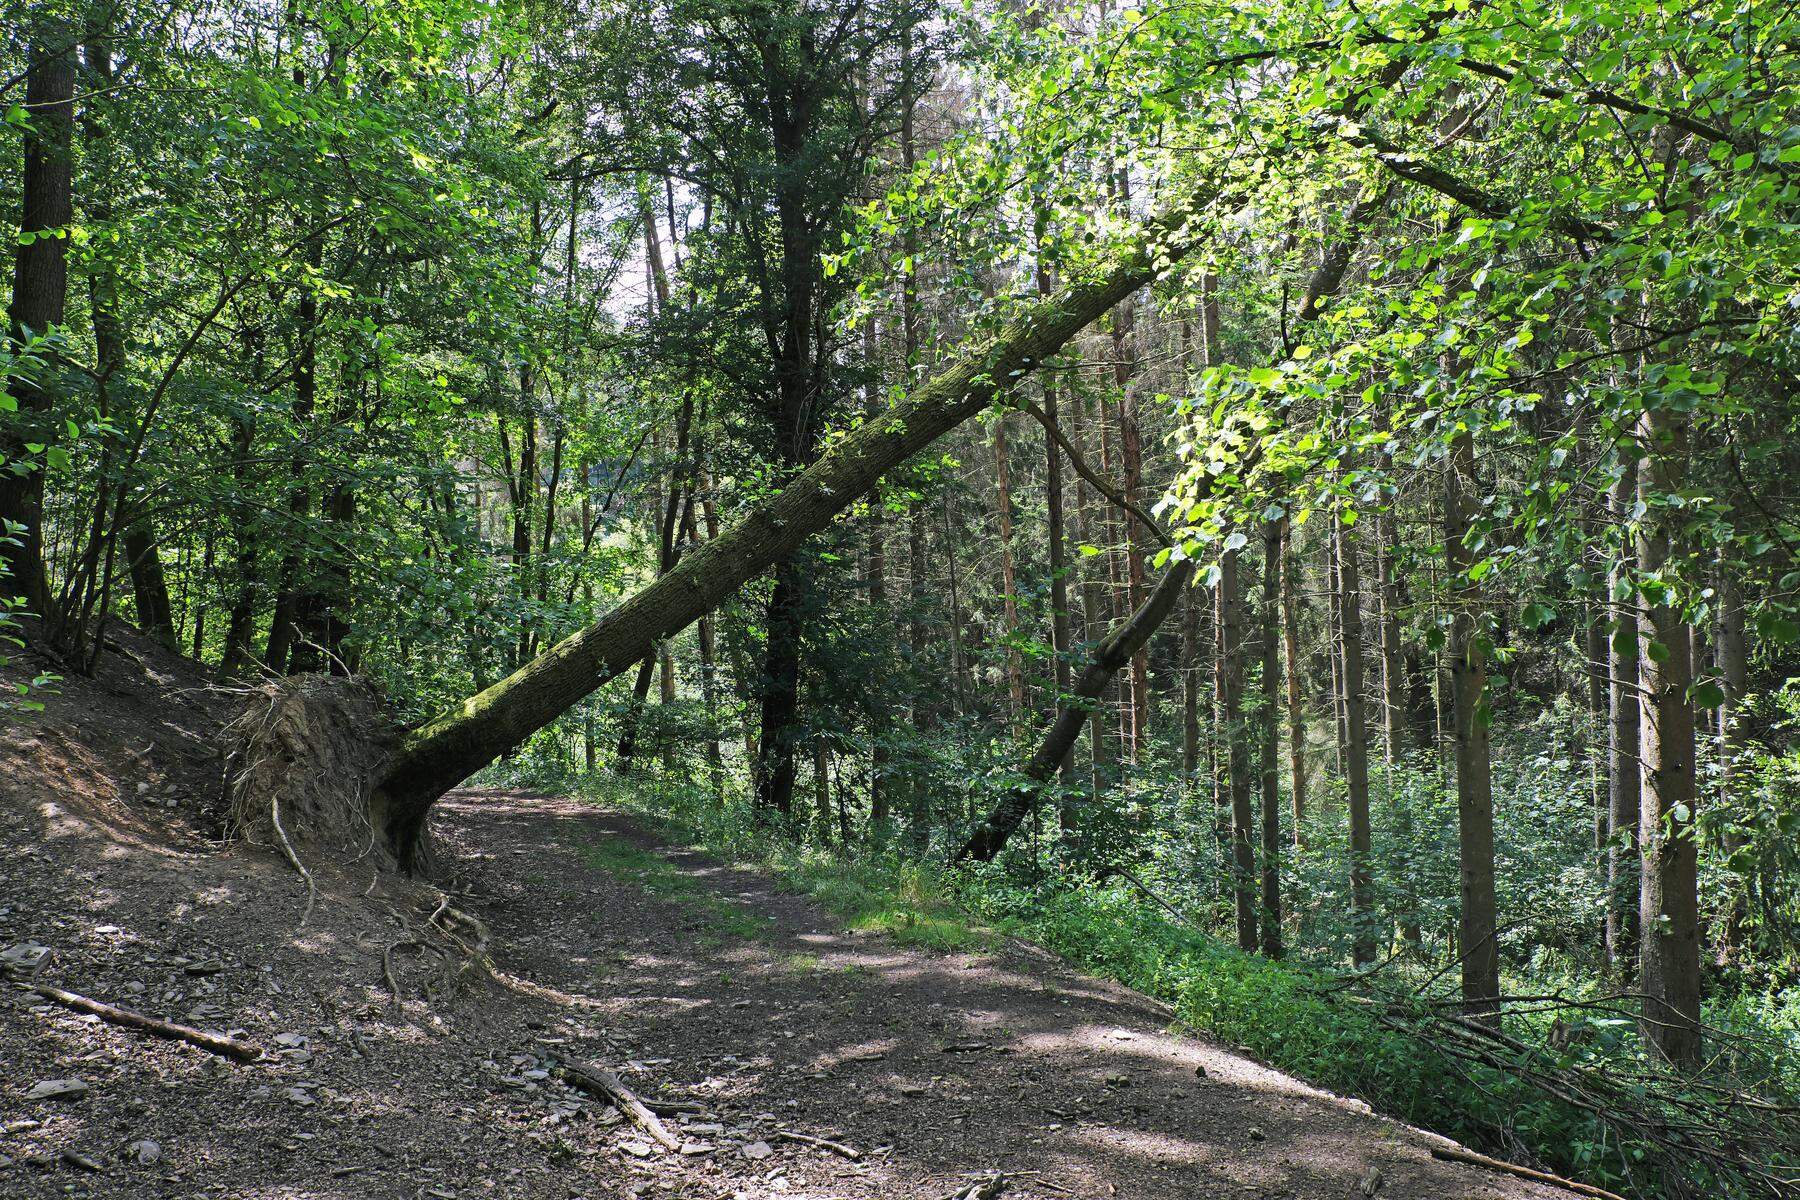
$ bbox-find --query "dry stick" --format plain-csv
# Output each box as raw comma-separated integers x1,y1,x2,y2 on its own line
1096,864,1204,928
773,1130,863,1161
31,984,264,1063
640,1098,705,1116
552,1057,680,1150
1427,1144,1627,1200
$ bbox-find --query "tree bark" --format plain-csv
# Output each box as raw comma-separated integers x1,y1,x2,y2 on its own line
1374,487,1406,765
1715,556,1749,958
994,412,1026,720
1605,455,1641,972
1335,507,1376,967
1069,391,1114,795
1259,517,1284,957
1039,228,1073,786
1220,538,1256,951
1444,429,1500,1018
958,559,1197,863
1281,517,1309,850
1635,404,1702,1068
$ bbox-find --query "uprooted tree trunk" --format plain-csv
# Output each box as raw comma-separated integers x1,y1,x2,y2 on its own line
249,189,1223,872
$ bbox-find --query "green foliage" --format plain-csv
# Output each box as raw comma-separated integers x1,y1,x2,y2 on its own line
963,871,1797,1199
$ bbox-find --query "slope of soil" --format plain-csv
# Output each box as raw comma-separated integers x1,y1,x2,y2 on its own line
1,638,1580,1198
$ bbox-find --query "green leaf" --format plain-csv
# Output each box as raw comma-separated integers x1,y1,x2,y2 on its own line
1756,614,1799,645
1689,681,1725,708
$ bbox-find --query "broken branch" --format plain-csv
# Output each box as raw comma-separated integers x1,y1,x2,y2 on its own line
31,983,264,1063
552,1057,680,1150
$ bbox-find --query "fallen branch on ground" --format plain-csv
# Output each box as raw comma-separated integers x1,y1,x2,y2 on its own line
552,1057,680,1150
641,1098,706,1115
1428,1144,1626,1200
31,983,263,1063
774,1129,863,1160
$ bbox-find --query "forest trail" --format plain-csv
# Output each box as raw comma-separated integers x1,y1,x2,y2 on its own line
2,768,1581,1198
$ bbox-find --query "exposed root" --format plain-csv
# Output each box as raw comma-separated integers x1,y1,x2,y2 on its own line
220,675,398,877
269,791,316,927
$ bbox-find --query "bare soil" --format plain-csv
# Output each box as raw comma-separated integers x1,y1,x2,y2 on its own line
1,633,1579,1199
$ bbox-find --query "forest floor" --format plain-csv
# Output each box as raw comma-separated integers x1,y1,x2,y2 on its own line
1,633,1582,1199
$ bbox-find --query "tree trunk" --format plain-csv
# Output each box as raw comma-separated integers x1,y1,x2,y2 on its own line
1,30,76,622
1069,391,1114,797
1335,507,1376,967
1039,230,1073,787
1220,538,1256,951
1096,389,1127,760
1181,583,1201,783
1715,556,1749,958
1636,405,1702,1068
958,560,1197,863
1112,300,1149,758
1444,429,1500,1018
1281,518,1309,850
265,214,324,675
1605,455,1642,972
756,559,805,813
994,412,1026,720
1259,518,1284,957
374,204,1208,867
123,524,176,647
1374,492,1406,765
864,313,890,825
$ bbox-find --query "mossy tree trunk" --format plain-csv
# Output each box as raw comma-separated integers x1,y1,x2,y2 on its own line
371,197,1216,868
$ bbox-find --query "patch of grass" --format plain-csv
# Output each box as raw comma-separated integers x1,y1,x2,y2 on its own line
580,776,994,952
782,856,992,951
581,836,766,940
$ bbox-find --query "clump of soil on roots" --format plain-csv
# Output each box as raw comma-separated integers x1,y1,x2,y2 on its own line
222,674,399,881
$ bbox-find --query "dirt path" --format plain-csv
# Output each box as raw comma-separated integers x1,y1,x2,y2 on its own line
3,784,1579,1199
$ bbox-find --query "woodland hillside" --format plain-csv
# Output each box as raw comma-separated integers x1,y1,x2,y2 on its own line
3,1,1800,1197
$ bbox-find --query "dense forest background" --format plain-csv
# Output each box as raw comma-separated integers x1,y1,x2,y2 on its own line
3,0,1799,1195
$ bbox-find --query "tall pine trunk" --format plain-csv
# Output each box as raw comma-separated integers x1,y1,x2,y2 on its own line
1219,539,1256,951
1444,429,1500,1018
1635,403,1702,1068
1281,520,1309,849
1605,455,1641,972
1258,519,1284,957
1334,506,1375,967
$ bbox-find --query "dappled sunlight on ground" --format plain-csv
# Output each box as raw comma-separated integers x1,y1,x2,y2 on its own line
1,777,1578,1198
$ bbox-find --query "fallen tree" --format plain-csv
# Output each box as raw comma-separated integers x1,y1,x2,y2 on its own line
349,189,1225,870
951,174,1397,865
957,556,1197,862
